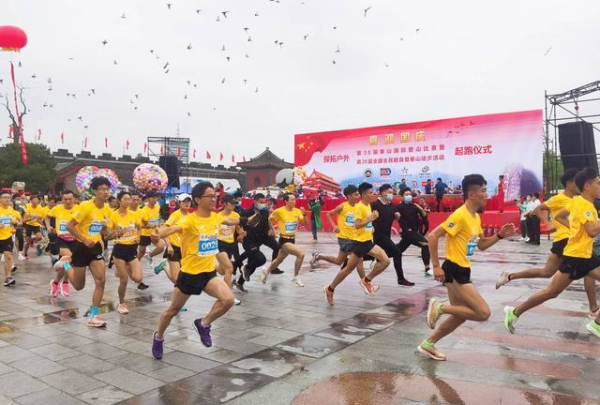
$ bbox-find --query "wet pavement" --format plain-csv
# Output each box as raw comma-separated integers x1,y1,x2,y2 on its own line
0,233,598,404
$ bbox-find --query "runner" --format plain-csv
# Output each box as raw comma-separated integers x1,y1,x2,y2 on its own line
260,193,308,287
109,191,143,315
10,194,25,269
22,194,48,258
397,190,432,277
504,168,600,338
137,192,165,290
151,182,255,359
216,194,243,293
1,191,21,286
323,182,391,306
418,174,515,361
44,196,59,260
46,191,77,298
66,177,113,328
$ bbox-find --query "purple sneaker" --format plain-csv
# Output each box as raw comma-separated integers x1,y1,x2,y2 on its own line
193,318,212,347
152,332,163,360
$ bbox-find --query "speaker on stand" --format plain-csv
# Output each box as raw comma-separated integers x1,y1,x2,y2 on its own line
159,156,181,189
558,121,598,172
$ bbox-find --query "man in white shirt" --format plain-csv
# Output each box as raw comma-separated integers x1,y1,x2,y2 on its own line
525,192,541,245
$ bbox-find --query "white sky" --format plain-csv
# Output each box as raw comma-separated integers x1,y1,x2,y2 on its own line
2,0,599,165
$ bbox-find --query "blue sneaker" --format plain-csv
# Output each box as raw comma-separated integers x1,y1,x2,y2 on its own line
152,331,164,360
154,259,167,275
193,318,212,347
36,244,43,256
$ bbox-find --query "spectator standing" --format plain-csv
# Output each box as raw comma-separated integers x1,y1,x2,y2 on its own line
434,178,448,212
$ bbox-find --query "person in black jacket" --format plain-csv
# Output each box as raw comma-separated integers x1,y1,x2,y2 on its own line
397,190,432,277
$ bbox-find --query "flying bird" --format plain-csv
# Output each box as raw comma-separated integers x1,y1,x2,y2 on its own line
31,74,37,79
163,62,169,69
416,28,421,33
222,11,229,18
221,45,226,51
121,13,126,19
221,77,226,84
243,27,250,32
544,46,553,56
102,40,108,45
166,3,172,9
303,34,309,41
113,60,118,65
255,87,259,93
335,45,341,53
150,49,154,53
164,69,169,74
363,6,371,17
226,56,231,62
91,89,96,94
196,9,201,14
255,12,259,17
187,43,192,50
332,60,336,64
247,36,252,42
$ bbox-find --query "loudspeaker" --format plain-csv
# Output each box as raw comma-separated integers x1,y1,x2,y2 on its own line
159,156,180,188
558,121,598,172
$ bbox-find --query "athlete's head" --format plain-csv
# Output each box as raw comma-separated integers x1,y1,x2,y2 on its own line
560,168,580,194
253,193,267,210
574,167,600,199
90,177,111,201
379,184,394,202
499,175,504,180
116,191,131,209
47,195,57,208
145,191,158,206
130,193,140,209
358,182,375,204
192,181,215,210
0,191,10,207
462,174,488,212
60,190,75,209
283,193,296,208
343,185,360,204
30,195,40,206
223,194,236,212
178,193,192,211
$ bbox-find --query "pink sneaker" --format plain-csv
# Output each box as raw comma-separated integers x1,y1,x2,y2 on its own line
60,282,70,298
50,280,59,298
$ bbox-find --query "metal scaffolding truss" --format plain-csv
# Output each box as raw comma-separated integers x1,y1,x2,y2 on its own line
544,80,600,194
146,136,190,165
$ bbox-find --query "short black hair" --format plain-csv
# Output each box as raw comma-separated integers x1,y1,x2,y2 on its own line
283,193,294,202
62,190,74,197
224,194,236,204
90,176,111,191
533,192,540,199
343,185,358,197
462,174,487,200
358,182,372,196
560,168,579,188
108,196,116,202
117,191,131,200
574,167,598,193
48,195,58,202
437,178,442,182
30,195,40,200
145,191,158,198
192,181,214,200
379,184,392,193
253,193,265,200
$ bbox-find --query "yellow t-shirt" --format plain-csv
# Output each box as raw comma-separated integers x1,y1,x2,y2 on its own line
337,202,360,241
563,196,598,258
109,210,141,245
270,207,304,238
178,212,223,275
71,200,112,243
165,210,188,247
217,211,240,243
140,204,161,237
24,203,48,227
0,207,21,240
47,205,76,241
441,204,483,268
544,193,572,242
354,202,374,242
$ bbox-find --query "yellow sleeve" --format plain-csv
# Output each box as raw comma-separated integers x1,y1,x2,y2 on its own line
47,207,57,218
441,211,463,236
178,214,190,231
71,203,88,224
269,209,279,223
298,208,305,221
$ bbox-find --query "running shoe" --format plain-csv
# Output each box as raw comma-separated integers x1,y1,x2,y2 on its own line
87,315,107,328
292,277,305,287
588,308,599,319
146,254,154,268
234,282,246,293
359,278,376,296
260,269,268,284
417,340,447,361
234,298,241,306
50,280,59,298
586,320,600,338
60,282,70,298
242,266,251,282
11,265,17,273
495,270,511,290
324,285,334,306
152,331,164,360
154,259,167,275
271,268,284,274
424,267,433,277
36,244,43,256
309,252,320,269
18,253,26,261
426,298,442,329
3,277,15,286
503,306,518,334
193,318,212,347
138,282,149,290
117,303,129,314
398,279,415,287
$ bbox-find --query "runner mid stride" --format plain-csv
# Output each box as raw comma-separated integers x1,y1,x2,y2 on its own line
418,174,515,360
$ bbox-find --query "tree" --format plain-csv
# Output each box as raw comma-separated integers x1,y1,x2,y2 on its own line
1,87,28,146
543,147,564,196
0,143,57,192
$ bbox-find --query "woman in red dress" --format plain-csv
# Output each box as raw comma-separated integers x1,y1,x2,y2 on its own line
497,175,505,212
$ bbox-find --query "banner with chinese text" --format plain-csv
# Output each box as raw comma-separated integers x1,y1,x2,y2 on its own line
294,110,543,200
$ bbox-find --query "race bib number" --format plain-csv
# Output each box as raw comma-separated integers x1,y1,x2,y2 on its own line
0,216,11,226
220,224,234,237
88,220,105,236
365,222,373,231
58,220,68,234
284,221,297,234
345,213,355,227
120,225,137,241
198,234,218,257
148,218,159,227
466,237,479,257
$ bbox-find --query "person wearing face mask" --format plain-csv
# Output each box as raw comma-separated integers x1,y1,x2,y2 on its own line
524,192,541,245
397,190,433,277
371,184,415,287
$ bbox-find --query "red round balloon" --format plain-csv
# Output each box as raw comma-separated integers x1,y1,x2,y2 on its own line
0,26,28,51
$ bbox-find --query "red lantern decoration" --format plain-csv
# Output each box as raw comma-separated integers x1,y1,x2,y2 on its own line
0,26,28,52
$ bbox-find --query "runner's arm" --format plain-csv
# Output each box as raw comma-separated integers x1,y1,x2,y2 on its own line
532,204,551,227
44,216,54,233
584,220,600,237
326,205,342,231
427,225,446,283
66,219,93,247
156,225,182,238
554,209,570,229
477,223,515,251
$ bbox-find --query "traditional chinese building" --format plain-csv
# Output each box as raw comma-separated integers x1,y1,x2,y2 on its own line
237,148,293,189
303,169,342,194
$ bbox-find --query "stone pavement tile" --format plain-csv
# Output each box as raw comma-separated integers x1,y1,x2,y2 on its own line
40,369,106,396
77,342,130,360
14,387,86,405
212,336,270,355
248,334,297,347
107,352,170,374
30,343,81,361
313,323,377,343
232,348,313,378
0,371,48,398
118,329,156,344
43,332,95,349
77,386,134,405
0,362,13,375
117,385,218,405
172,365,275,403
58,354,118,376
94,367,164,395
0,331,52,349
20,324,69,338
245,325,302,340
276,334,349,359
101,322,144,337
0,345,36,363
160,350,220,373
117,340,174,358
0,394,12,405
143,365,196,383
10,354,66,377
224,380,300,405
210,326,261,341
198,348,247,363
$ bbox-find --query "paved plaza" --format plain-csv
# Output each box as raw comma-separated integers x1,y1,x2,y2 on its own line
0,233,598,405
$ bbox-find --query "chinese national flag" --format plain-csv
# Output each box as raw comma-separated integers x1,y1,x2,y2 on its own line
206,151,211,159
105,137,108,148
61,132,65,144
193,148,197,159
231,154,235,163
143,142,147,153
219,152,224,162
126,140,130,150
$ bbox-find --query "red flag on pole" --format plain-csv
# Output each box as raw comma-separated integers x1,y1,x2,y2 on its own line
206,151,211,159
8,125,13,139
231,154,235,163
193,148,197,159
37,129,41,141
125,140,130,150
143,142,147,153
219,152,224,162
105,137,108,148
177,146,181,156
61,132,65,144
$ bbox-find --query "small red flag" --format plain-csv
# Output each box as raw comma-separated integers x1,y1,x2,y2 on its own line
105,137,108,148
193,148,197,159
61,132,65,144
8,125,13,138
177,146,181,156
219,152,224,162
231,154,235,163
143,142,147,153
125,140,130,150
206,151,211,159
37,129,42,141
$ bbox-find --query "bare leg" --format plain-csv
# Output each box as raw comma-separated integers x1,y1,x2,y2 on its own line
216,252,234,287
67,267,86,290
2,251,12,278
330,254,361,289
156,287,190,339
202,277,235,325
318,251,347,265
114,259,129,304
137,244,147,261
509,254,561,281
513,271,573,317
88,259,106,307
163,260,180,284
427,285,470,344
434,282,491,322
365,245,390,280
584,275,598,313
149,240,165,258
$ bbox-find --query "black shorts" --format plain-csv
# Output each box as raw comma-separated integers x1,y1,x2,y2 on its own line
442,260,472,284
164,245,182,262
0,237,14,253
218,240,238,257
278,237,295,248
338,238,353,253
550,238,568,257
25,225,41,237
113,244,139,262
71,241,104,268
559,255,600,280
350,240,375,258
139,236,152,247
58,238,77,251
175,271,217,295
